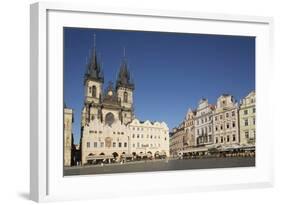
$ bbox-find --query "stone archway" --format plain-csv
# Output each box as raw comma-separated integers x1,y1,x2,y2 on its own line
112,152,118,158
154,151,160,158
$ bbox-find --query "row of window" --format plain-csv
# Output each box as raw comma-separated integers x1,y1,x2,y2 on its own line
244,118,255,126
194,109,256,126
132,134,165,140
185,121,194,127
89,130,131,135
214,111,236,121
215,122,236,132
196,122,237,135
196,126,212,135
89,130,103,134
87,122,166,135
130,126,166,133
245,130,256,138
242,108,256,115
196,116,212,125
86,141,127,148
215,134,236,143
197,135,212,144
132,143,161,148
194,119,255,135
86,141,162,148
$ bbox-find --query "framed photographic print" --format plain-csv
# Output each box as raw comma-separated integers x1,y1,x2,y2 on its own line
30,2,274,202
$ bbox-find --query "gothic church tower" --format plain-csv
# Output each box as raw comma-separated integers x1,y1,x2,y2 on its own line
81,40,104,127
116,57,135,124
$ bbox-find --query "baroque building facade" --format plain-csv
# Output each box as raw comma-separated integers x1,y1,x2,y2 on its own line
184,108,196,148
170,108,196,156
80,45,169,165
213,94,239,146
64,106,74,166
169,93,254,157
194,99,215,146
170,122,185,156
239,91,256,145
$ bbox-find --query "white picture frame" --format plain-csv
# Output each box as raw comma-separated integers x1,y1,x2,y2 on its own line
30,2,274,202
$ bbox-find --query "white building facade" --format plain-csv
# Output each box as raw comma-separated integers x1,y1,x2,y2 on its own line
194,99,214,146
128,119,169,158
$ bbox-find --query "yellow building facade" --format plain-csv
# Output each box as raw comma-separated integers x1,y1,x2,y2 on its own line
64,107,73,166
239,91,256,145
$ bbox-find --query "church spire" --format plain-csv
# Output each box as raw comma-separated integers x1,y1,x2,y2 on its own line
116,48,134,90
84,34,104,83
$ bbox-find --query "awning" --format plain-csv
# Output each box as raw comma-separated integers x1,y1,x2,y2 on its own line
239,146,256,151
138,153,147,157
121,154,133,158
221,144,249,151
181,147,208,153
86,155,114,160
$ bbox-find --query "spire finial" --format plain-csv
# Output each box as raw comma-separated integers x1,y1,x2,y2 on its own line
84,33,104,83
93,33,96,49
123,47,126,58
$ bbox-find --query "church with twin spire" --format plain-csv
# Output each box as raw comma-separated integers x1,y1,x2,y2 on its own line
80,40,169,165
81,45,135,128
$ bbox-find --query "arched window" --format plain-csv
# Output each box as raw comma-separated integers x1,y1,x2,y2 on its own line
105,112,115,126
124,92,128,103
92,86,96,98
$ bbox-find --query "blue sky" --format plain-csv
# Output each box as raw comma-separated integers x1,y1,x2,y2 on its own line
64,27,255,144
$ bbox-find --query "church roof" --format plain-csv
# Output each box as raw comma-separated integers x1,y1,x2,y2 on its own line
102,81,121,108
